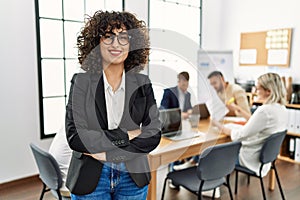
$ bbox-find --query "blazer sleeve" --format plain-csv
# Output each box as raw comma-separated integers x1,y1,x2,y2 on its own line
66,74,130,154
106,79,162,162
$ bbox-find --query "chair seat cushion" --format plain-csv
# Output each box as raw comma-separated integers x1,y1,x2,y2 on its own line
235,164,256,175
167,166,226,192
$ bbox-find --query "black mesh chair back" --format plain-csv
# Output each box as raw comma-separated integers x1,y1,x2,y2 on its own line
161,141,242,200
30,143,70,200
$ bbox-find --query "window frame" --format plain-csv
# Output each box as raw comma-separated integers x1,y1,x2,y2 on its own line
35,0,125,139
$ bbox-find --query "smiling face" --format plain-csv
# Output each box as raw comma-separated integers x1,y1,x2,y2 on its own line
100,27,130,69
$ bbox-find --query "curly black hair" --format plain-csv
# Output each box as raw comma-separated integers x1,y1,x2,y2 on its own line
77,10,150,74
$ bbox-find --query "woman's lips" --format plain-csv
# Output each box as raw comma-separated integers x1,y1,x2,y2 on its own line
109,50,122,56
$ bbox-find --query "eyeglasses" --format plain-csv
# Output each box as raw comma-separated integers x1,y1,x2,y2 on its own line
100,33,131,46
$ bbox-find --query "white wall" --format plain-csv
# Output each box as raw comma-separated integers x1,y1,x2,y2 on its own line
202,0,224,50
125,0,148,25
203,0,300,83
0,0,52,183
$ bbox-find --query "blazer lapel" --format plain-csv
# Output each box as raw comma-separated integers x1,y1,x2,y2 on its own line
119,72,138,125
92,73,108,129
92,71,140,129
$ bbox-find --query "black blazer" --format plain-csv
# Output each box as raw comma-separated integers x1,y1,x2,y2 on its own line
65,71,161,195
160,86,192,112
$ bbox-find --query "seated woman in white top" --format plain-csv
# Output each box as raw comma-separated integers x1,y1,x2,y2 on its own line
49,124,72,196
213,72,288,177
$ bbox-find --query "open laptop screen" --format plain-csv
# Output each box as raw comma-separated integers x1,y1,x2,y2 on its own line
159,108,181,134
192,104,210,119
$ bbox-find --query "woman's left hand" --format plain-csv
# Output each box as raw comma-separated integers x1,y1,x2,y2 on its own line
84,152,106,161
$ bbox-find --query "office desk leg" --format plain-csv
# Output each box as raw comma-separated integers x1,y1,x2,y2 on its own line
269,169,275,190
147,170,157,200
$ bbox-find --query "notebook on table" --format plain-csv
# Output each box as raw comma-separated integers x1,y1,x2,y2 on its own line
159,108,204,141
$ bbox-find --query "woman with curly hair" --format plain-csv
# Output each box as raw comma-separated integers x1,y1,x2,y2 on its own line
65,10,161,199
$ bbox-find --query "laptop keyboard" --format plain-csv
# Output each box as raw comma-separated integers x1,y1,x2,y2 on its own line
162,130,204,141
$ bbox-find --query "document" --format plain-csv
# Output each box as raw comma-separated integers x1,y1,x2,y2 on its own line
223,116,247,122
224,123,244,130
288,109,296,133
295,110,300,134
239,49,257,64
267,49,288,65
205,85,229,121
294,138,300,162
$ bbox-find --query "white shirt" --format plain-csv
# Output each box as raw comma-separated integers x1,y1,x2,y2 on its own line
103,70,125,130
49,124,72,192
177,87,186,112
231,103,288,177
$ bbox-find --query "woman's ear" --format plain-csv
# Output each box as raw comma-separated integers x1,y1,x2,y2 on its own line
266,89,271,96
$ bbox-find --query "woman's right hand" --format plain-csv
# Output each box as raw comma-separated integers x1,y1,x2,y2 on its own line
128,129,141,140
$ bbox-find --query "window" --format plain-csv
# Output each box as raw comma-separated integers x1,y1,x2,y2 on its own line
35,0,123,138
35,0,201,138
148,0,202,106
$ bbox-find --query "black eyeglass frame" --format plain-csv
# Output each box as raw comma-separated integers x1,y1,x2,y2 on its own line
100,33,132,46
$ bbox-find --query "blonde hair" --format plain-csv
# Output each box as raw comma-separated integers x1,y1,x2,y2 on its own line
257,73,286,105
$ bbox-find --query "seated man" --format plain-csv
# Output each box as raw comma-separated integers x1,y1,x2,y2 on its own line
160,71,198,186
208,71,251,117
160,71,192,119
48,124,72,197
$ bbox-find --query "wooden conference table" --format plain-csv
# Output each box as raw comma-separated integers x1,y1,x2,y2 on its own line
146,118,277,200
147,118,231,200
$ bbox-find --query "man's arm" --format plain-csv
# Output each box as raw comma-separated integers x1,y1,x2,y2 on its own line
160,89,171,109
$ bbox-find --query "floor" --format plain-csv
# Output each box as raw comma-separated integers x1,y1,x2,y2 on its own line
1,159,299,200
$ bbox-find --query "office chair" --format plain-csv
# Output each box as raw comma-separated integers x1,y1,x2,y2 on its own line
161,141,242,200
30,143,71,200
234,130,287,200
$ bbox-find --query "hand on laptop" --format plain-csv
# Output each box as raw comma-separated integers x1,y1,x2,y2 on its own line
128,129,141,140
181,109,193,120
181,112,189,119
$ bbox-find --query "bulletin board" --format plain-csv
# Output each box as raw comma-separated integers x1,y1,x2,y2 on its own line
239,28,292,67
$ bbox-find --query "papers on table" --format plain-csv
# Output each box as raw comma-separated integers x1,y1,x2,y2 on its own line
223,117,247,122
224,123,244,130
205,85,229,121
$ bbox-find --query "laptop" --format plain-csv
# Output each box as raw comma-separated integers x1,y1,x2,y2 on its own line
192,103,210,119
159,108,203,141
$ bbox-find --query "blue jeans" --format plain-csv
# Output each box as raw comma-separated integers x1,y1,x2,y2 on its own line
71,162,148,200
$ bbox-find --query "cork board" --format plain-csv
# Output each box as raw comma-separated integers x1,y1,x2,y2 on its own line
239,28,292,67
